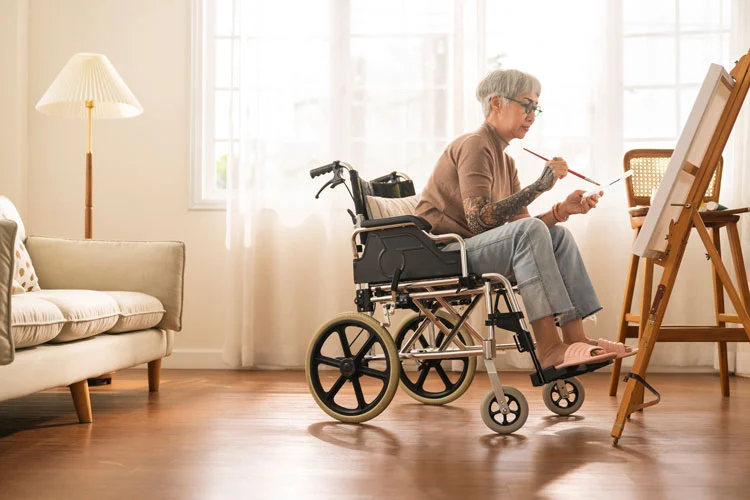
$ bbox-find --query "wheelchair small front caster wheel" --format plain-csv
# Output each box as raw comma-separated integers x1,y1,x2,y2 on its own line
305,312,400,423
542,377,585,416
394,311,477,405
480,386,528,434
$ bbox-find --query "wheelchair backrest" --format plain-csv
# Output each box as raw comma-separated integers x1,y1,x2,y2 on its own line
350,170,419,221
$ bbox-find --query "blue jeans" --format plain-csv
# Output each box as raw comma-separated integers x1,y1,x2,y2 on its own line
443,217,601,325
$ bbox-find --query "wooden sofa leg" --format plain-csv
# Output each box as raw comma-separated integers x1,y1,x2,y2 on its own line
69,380,93,423
148,359,162,392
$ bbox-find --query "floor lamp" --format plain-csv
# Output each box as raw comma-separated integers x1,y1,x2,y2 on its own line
35,53,143,239
35,53,143,385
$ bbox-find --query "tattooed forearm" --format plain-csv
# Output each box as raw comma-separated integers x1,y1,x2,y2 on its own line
463,167,554,234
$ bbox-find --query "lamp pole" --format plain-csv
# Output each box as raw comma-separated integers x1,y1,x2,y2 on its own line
85,99,94,239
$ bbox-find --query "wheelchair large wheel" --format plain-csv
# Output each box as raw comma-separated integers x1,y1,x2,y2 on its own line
542,377,585,416
305,312,400,423
480,387,529,434
394,311,477,405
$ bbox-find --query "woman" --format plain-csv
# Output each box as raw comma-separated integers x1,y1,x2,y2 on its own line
415,68,636,371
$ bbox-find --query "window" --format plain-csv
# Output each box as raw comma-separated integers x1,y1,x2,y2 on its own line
190,0,461,209
191,0,732,209
622,0,731,151
482,0,730,188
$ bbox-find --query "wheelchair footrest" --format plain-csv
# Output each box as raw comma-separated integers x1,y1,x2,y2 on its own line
529,359,613,387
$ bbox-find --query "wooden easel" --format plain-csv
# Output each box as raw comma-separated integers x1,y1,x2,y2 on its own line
612,50,750,444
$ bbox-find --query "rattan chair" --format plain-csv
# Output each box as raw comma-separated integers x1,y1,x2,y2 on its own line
623,148,721,227
609,149,748,398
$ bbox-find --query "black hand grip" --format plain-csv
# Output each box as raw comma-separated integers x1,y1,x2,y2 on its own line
370,172,398,183
310,161,339,178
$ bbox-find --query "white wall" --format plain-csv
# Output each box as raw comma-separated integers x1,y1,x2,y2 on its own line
21,0,227,368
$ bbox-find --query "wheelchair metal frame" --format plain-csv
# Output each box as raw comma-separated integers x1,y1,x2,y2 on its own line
351,218,547,414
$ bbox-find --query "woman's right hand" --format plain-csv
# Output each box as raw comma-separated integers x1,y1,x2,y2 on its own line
536,157,568,191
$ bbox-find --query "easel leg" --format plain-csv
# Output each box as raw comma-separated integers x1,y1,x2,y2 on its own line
610,246,640,396
727,222,750,390
612,291,669,442
612,244,687,442
711,226,729,397
633,258,654,407
726,223,750,315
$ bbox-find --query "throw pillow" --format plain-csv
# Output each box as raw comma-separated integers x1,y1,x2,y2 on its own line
0,213,41,292
365,194,420,220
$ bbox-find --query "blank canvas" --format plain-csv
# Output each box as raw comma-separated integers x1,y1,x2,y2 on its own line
633,63,735,258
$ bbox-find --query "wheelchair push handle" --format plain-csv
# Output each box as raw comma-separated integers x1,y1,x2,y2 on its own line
311,160,353,200
370,172,401,183
310,161,340,179
309,160,358,223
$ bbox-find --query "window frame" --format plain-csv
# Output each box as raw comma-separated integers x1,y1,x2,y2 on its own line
189,0,226,210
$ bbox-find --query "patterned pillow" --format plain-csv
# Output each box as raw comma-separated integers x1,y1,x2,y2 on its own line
0,213,41,293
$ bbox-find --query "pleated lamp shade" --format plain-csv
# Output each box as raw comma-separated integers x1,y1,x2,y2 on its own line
35,53,143,119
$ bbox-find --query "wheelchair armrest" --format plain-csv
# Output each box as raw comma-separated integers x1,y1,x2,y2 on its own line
361,215,432,232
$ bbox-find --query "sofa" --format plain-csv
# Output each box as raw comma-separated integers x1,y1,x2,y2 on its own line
0,196,185,422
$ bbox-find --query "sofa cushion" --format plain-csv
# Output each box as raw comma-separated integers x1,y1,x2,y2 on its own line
100,291,166,333
27,290,120,342
10,294,66,348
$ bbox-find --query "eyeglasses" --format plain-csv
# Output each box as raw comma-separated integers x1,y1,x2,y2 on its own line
498,96,543,117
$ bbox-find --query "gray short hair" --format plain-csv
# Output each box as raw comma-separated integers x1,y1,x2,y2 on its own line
476,69,542,118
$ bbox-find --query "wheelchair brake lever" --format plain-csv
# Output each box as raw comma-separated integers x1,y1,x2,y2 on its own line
314,180,334,199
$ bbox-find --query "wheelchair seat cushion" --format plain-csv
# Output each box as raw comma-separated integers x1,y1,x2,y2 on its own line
365,194,420,220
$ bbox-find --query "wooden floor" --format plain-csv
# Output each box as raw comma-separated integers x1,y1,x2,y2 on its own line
1,370,749,499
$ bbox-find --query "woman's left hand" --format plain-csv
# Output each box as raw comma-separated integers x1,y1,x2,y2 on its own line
560,190,603,217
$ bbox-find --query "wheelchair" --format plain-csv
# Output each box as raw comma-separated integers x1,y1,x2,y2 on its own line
305,161,612,434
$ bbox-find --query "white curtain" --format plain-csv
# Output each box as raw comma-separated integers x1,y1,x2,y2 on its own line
224,0,479,368
223,0,743,370
729,0,750,376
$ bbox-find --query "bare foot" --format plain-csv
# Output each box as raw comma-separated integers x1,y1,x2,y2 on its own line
582,337,629,349
562,333,598,347
538,343,570,369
